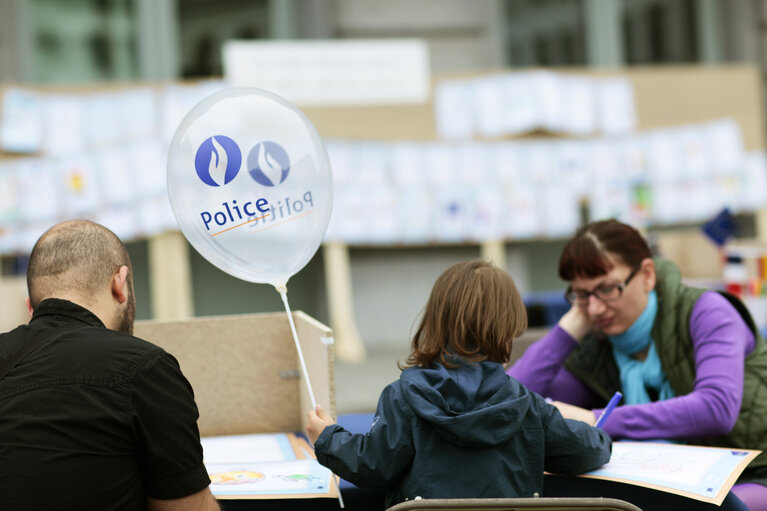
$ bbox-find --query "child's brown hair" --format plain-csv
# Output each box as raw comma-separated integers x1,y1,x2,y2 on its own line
404,259,528,368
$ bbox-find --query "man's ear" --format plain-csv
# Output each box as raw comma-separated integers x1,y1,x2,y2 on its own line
111,265,129,304
25,297,33,318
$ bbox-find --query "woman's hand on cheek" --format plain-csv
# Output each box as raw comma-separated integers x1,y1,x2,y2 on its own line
558,303,592,342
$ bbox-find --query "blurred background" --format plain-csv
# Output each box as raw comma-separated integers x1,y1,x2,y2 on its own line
1,0,767,413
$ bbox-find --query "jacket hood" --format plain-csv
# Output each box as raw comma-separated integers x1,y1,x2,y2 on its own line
400,359,530,447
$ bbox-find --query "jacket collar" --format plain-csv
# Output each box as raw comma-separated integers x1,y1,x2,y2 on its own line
30,298,106,329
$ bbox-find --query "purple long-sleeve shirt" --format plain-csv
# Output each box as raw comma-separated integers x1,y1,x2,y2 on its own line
508,291,755,441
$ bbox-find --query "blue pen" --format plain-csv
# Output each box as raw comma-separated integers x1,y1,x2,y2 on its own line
595,391,622,428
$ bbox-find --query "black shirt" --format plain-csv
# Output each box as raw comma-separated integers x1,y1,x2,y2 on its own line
0,298,211,510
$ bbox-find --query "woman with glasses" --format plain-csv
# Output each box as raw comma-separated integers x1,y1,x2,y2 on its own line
508,219,767,511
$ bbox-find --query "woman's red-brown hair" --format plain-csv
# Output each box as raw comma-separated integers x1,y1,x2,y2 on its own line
403,259,527,368
558,219,652,281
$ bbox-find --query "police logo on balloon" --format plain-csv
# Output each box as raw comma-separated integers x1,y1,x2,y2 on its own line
245,141,314,229
195,138,314,235
194,135,241,186
195,136,270,234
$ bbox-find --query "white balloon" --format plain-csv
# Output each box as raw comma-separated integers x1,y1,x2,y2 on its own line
167,88,333,289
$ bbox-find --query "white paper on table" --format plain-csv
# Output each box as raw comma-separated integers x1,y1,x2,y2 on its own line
581,442,760,505
200,433,336,498
0,88,44,154
202,433,296,464
207,459,333,497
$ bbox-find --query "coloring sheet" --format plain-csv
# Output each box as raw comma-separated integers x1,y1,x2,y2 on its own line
201,433,338,500
581,442,760,505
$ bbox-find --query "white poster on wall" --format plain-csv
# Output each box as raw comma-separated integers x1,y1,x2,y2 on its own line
223,39,430,106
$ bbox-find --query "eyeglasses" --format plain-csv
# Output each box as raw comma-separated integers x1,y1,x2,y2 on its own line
564,266,641,306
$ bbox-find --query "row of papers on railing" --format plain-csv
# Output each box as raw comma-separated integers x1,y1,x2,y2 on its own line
0,76,764,253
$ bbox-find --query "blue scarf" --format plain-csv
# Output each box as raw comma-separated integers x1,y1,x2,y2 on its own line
608,291,675,405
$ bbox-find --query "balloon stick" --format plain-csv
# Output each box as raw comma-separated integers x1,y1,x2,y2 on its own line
279,287,342,507
277,287,317,410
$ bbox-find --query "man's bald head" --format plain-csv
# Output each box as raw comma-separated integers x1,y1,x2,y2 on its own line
27,220,132,309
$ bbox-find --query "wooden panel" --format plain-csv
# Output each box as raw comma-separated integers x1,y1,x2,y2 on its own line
0,275,28,331
295,310,336,428
133,311,334,437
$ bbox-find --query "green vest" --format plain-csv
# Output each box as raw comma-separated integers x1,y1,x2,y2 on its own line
565,259,767,468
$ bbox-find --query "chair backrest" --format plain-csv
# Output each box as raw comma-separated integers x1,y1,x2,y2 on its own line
386,497,643,511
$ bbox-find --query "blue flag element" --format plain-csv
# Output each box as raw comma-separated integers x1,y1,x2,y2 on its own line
702,208,736,247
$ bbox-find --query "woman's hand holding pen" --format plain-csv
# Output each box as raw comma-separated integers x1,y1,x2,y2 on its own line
558,303,592,342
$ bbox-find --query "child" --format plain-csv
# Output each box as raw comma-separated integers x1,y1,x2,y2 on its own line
306,259,611,507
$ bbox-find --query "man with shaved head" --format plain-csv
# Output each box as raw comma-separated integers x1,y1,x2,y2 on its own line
0,220,219,510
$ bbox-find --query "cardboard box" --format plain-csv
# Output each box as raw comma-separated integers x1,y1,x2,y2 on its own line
134,311,335,437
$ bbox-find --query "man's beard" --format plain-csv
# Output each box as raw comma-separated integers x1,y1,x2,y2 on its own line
113,278,136,335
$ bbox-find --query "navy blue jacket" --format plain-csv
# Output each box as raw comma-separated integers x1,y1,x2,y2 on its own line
315,359,612,507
